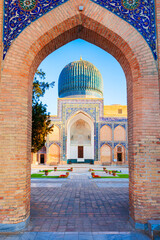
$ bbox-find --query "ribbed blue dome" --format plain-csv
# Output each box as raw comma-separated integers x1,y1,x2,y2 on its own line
58,59,103,98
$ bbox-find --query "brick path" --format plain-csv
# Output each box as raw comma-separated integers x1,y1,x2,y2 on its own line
27,173,133,233
0,170,151,239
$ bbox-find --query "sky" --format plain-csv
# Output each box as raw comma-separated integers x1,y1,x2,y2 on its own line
38,39,127,115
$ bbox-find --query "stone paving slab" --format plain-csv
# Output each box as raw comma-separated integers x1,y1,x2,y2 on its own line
31,183,63,188
0,232,151,240
96,183,129,188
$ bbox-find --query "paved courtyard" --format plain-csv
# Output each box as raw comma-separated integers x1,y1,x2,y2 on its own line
0,165,151,239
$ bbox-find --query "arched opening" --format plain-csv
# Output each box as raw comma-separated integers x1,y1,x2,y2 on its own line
100,125,112,141
114,144,125,164
100,144,112,165
0,0,159,230
114,126,126,141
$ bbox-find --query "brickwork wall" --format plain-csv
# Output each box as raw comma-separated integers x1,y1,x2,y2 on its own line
100,125,112,141
0,0,2,81
114,126,126,141
0,0,159,226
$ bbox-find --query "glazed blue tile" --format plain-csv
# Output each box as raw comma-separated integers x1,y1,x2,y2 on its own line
20,232,37,240
64,234,78,240
79,235,93,240
3,0,157,60
92,234,107,240
5,235,21,240
34,232,52,240
0,236,6,240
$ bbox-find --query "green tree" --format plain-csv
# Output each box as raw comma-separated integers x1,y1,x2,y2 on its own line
32,69,54,153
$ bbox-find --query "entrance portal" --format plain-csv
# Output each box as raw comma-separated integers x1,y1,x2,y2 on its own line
78,146,83,158
117,153,122,162
40,154,45,164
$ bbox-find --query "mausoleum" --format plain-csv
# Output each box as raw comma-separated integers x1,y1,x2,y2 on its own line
33,58,128,165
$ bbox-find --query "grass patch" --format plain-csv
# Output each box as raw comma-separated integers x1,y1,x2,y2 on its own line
31,174,59,178
117,174,129,178
90,170,121,173
39,170,53,173
93,174,129,179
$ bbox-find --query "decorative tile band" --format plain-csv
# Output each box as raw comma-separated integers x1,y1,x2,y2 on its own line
3,0,157,60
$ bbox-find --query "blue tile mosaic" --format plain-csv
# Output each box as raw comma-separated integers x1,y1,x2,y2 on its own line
3,0,69,59
91,0,157,60
114,142,127,148
101,117,128,122
65,107,97,121
100,141,112,147
3,0,157,60
49,141,61,147
114,123,126,129
100,123,112,129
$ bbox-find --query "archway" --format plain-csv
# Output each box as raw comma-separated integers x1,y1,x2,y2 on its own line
0,0,159,231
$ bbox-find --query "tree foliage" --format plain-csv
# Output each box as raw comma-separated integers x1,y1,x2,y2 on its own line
32,69,54,153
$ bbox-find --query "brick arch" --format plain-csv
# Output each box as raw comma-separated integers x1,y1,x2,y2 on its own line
0,0,160,230
114,125,126,141
100,125,112,141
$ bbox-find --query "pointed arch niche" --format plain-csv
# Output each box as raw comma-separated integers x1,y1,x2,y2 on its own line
114,126,126,141
100,144,112,164
100,125,112,141
49,143,60,165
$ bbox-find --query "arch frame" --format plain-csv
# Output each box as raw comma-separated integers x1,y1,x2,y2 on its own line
0,0,159,232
